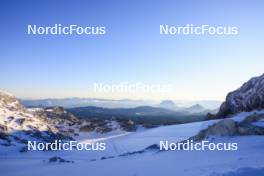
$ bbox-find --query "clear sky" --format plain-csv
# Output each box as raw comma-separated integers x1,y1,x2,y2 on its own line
0,0,264,101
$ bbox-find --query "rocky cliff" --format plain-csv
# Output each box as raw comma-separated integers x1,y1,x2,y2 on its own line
217,74,264,117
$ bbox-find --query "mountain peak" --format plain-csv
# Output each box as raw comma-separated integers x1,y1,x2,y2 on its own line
185,104,206,113
189,104,204,109
0,90,24,111
217,73,264,117
159,100,175,106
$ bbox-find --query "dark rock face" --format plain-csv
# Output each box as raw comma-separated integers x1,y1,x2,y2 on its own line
217,74,264,117
44,107,80,123
116,119,136,132
80,119,112,133
48,156,74,163
80,125,94,132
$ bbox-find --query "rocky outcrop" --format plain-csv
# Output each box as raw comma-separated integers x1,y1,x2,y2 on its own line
80,120,112,133
48,156,74,163
217,74,264,117
45,107,79,123
193,119,238,140
0,91,72,149
27,106,83,137
0,91,24,112
116,119,136,132
237,113,264,135
193,113,264,141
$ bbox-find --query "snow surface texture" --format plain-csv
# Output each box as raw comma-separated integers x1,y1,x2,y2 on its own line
1,90,264,176
1,110,264,176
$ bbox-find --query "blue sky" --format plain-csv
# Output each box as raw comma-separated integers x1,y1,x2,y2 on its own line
0,0,264,100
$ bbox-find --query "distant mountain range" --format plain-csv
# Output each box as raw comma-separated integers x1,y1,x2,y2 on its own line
21,98,221,110
21,98,155,109
21,98,215,124
158,100,210,113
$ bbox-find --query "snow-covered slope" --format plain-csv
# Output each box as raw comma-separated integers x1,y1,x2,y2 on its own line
0,91,129,152
1,88,264,176
217,74,264,117
0,91,65,149
1,110,264,176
